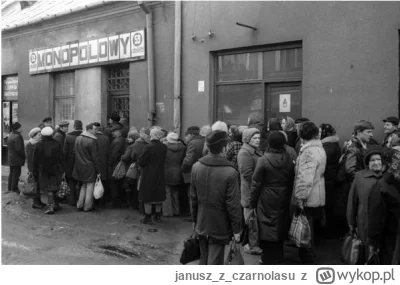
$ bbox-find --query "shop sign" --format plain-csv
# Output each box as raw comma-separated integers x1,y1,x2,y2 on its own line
3,76,18,97
29,30,145,74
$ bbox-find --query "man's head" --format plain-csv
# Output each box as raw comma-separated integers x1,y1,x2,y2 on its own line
354,120,374,143
58,121,69,133
206,130,229,155
383,116,399,135
74,120,83,131
11,122,22,133
294,117,310,132
108,112,120,124
185,126,200,142
86,123,96,135
42,117,53,127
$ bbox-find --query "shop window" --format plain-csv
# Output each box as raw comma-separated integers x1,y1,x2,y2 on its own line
2,75,19,146
107,65,130,119
217,53,260,82
54,72,75,121
263,48,302,79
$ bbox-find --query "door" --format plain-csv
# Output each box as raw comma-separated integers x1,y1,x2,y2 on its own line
265,83,301,121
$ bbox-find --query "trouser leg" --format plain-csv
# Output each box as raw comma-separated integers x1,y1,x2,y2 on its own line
131,179,139,209
9,166,21,192
171,186,180,216
66,177,78,206
84,182,95,211
109,179,122,205
163,185,173,216
207,244,225,265
260,240,284,264
77,183,87,209
44,192,55,214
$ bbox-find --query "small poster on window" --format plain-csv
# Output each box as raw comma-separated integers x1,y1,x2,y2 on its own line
12,102,18,123
279,94,291,113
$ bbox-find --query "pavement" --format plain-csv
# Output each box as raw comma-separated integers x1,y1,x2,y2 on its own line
1,164,343,265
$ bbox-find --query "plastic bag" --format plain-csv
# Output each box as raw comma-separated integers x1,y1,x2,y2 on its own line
341,230,365,265
125,162,139,179
93,174,104,199
225,240,244,265
288,208,312,248
57,174,71,198
112,161,126,180
180,230,200,264
21,173,37,196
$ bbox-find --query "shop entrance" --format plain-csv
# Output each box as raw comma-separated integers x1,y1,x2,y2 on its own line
107,65,130,120
265,82,301,122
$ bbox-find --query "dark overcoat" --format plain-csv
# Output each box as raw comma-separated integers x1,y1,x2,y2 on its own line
62,130,82,177
7,131,25,166
25,142,35,173
95,131,110,179
53,129,66,150
250,149,295,241
32,136,64,192
72,131,101,182
138,140,167,203
182,135,205,183
164,141,185,185
109,136,126,172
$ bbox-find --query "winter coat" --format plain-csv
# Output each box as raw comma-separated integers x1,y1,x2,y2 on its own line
285,131,298,149
7,131,25,166
72,131,101,182
103,122,123,142
345,137,366,183
226,141,243,169
53,129,66,150
237,143,262,208
109,136,126,171
191,154,242,243
137,140,167,203
368,173,400,265
94,131,110,180
132,137,149,162
121,142,135,165
293,139,327,207
250,148,295,241
164,141,185,185
182,135,205,183
321,135,341,183
32,136,64,192
25,141,37,173
347,169,382,246
62,130,82,177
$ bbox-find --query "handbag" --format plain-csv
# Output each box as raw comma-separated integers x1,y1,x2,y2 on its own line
21,173,37,196
112,161,127,180
341,230,365,265
57,174,71,198
93,174,104,199
288,208,312,248
225,240,244,265
241,209,259,248
125,162,139,179
180,230,200,264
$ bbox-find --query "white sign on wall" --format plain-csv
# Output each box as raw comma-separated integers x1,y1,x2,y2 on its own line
279,94,291,113
198,81,205,92
29,30,145,74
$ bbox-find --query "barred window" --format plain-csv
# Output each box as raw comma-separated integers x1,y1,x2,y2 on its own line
54,72,75,121
107,66,130,91
108,65,130,119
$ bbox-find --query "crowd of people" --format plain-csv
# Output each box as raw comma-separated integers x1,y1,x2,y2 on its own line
6,111,400,265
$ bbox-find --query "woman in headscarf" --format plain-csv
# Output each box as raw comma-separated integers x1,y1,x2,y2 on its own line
281,116,297,148
138,127,168,224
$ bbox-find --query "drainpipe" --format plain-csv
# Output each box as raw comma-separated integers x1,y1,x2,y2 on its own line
173,0,182,135
138,1,156,127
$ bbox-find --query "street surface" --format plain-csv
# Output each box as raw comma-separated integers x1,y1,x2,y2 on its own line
1,179,343,265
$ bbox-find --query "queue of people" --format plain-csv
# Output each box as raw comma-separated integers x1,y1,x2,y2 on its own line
6,112,400,265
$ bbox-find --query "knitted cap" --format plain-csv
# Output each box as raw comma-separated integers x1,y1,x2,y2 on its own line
242,128,260,143
364,145,383,166
267,131,286,150
150,128,164,140
200,125,212,137
167,132,179,142
41,127,53,136
211,121,228,133
11,122,21,131
29,127,41,138
206,130,228,147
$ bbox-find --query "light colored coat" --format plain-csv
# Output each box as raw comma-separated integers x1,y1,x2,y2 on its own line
293,139,327,207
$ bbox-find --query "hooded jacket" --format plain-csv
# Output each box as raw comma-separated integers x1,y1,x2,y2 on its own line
164,141,185,185
250,148,295,241
63,130,82,177
72,131,101,182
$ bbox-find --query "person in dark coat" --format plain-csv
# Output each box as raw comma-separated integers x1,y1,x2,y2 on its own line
121,129,140,208
93,122,110,205
62,120,83,206
103,112,123,142
250,131,296,264
53,120,69,150
319,123,342,237
191,130,242,265
25,127,46,209
38,117,53,129
33,127,64,214
163,132,185,216
282,116,298,148
107,128,126,208
73,123,102,212
181,126,205,221
7,122,25,193
347,146,383,261
138,128,168,224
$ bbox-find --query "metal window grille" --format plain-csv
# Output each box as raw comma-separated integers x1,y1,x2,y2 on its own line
107,67,130,91
111,96,129,119
54,72,75,121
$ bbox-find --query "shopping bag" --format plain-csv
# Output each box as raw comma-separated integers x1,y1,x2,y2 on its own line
125,162,139,179
93,174,104,199
112,161,127,180
57,174,71,198
341,230,365,265
21,173,37,196
225,240,244,265
180,230,200,265
247,209,259,248
288,208,312,248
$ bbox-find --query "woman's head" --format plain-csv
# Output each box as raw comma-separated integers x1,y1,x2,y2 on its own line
242,128,260,148
29,127,42,141
364,146,383,172
267,131,286,150
319,123,336,140
282,117,295,132
299,121,319,141
267,118,283,132
127,129,139,143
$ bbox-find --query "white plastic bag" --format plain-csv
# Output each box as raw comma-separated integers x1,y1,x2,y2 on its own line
93,174,104,199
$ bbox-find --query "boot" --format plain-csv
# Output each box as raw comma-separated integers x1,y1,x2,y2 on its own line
53,195,63,212
125,189,133,208
44,192,55,214
32,199,45,209
140,214,153,225
154,212,162,223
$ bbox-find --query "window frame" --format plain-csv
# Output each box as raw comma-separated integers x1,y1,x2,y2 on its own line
54,71,76,122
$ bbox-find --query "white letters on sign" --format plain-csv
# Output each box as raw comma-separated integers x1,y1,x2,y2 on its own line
29,30,146,74
279,94,291,113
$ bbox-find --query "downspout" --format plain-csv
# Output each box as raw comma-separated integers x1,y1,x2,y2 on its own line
139,1,156,127
173,0,182,135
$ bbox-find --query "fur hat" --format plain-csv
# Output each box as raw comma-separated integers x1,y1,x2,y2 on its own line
211,121,228,133
267,131,286,150
29,127,41,138
364,145,383,166
242,128,260,143
11,122,21,131
167,132,179,142
186,126,200,135
41,127,53,136
206,130,228,147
